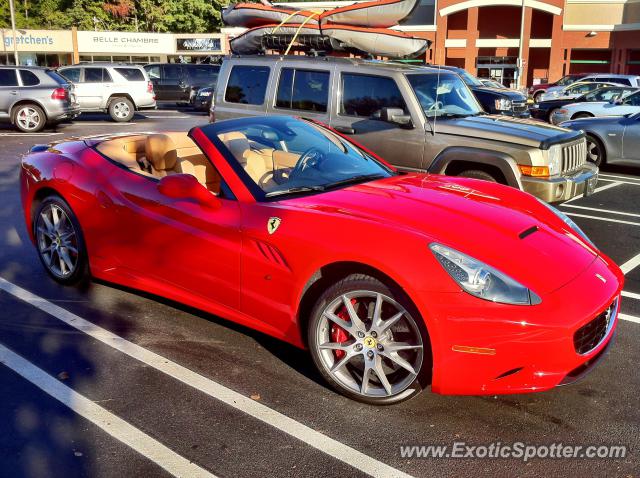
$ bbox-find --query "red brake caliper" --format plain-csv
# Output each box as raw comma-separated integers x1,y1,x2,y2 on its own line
330,299,355,359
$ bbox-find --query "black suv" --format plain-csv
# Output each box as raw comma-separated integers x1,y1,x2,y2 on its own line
437,66,530,118
144,63,220,104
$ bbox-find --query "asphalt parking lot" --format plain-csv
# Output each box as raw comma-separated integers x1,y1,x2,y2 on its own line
0,109,639,478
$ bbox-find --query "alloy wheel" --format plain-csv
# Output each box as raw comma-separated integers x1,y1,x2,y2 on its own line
315,291,423,399
586,138,602,165
16,107,42,131
36,203,79,279
113,101,131,119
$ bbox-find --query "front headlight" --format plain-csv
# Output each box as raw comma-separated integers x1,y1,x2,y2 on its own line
536,199,595,247
430,243,541,305
494,98,512,111
199,91,212,97
547,145,562,176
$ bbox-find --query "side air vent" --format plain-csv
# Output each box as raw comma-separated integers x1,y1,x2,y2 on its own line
518,225,538,240
252,239,289,269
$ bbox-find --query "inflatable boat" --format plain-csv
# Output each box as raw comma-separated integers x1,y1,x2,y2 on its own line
222,3,319,28
318,0,419,28
229,24,329,55
322,24,429,58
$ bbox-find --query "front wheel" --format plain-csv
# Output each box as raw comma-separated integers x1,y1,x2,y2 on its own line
457,169,498,183
109,97,135,122
34,195,89,285
308,274,428,405
586,135,605,167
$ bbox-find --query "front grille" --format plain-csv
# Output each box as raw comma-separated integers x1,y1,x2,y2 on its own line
573,299,617,355
561,139,587,174
512,101,528,113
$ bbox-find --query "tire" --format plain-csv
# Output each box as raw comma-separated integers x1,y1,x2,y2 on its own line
33,195,89,285
572,112,593,120
586,135,606,167
13,103,46,132
108,97,135,122
533,91,544,103
308,274,430,405
456,169,498,183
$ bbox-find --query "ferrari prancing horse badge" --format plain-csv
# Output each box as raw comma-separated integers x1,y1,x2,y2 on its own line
267,217,281,235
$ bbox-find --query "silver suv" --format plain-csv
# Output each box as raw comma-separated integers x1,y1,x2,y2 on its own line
210,55,597,203
58,64,156,122
0,66,79,132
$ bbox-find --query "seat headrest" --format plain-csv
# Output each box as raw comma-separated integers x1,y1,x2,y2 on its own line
145,134,178,171
219,132,250,162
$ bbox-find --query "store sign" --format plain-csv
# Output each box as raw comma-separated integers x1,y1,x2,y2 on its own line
77,31,174,54
1,29,72,52
176,37,223,53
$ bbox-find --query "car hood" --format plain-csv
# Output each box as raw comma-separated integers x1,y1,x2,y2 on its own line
284,174,597,295
473,86,526,100
561,115,623,128
431,114,581,148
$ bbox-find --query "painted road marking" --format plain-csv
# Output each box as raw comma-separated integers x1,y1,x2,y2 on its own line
564,212,640,227
619,313,640,324
0,277,412,478
597,178,640,187
0,132,63,137
141,115,191,119
72,122,137,126
599,173,640,184
622,291,640,300
620,252,640,275
0,343,215,478
560,204,640,219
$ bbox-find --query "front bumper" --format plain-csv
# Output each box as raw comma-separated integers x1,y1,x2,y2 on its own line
529,107,549,121
520,163,598,203
419,254,623,395
193,97,212,111
551,111,571,125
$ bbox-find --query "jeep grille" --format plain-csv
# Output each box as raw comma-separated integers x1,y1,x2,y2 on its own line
561,139,587,174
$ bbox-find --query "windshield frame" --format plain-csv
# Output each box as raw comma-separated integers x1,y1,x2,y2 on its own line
405,72,484,119
199,116,396,202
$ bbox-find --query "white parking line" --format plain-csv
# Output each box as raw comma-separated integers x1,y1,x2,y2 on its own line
141,115,191,119
0,277,412,478
598,178,640,187
622,291,640,300
564,212,640,227
73,122,137,126
620,252,640,275
619,313,640,324
599,173,640,184
0,132,63,137
0,343,215,478
560,204,640,218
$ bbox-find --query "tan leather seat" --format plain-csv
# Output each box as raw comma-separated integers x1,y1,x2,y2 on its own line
96,135,153,175
145,134,181,177
218,132,274,188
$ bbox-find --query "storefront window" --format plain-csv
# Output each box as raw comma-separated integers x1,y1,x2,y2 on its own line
398,0,435,27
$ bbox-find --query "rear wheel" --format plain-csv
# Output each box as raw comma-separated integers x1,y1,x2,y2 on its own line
34,195,89,285
586,135,605,167
13,103,46,132
457,169,498,182
308,274,428,405
108,97,134,122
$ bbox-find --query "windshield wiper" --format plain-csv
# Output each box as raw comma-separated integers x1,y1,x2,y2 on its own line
265,185,325,198
322,174,386,190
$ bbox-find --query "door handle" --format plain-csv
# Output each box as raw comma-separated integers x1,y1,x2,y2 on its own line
334,125,355,135
10,90,18,95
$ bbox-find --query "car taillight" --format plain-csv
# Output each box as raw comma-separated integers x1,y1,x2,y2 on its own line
51,88,68,100
147,81,154,93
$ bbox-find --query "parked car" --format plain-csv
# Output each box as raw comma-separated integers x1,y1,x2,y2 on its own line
561,112,640,167
436,65,530,118
529,73,593,103
542,74,640,100
210,55,597,203
531,86,637,122
550,90,640,124
539,80,623,102
193,86,214,112
58,64,156,122
20,115,623,404
144,63,220,104
0,66,79,132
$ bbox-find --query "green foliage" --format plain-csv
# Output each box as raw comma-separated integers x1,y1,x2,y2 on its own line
0,0,225,32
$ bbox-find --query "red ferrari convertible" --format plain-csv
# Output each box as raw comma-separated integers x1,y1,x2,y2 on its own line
20,116,623,404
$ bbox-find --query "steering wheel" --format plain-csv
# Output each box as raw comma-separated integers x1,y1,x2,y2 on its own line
428,100,444,112
288,146,326,181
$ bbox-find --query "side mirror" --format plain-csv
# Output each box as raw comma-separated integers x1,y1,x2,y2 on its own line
158,174,221,209
378,107,413,128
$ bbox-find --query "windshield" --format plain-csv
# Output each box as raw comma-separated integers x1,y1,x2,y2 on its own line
407,73,483,118
583,87,625,102
203,117,393,199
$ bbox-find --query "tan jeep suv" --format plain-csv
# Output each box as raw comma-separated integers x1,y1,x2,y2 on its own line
210,55,597,203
